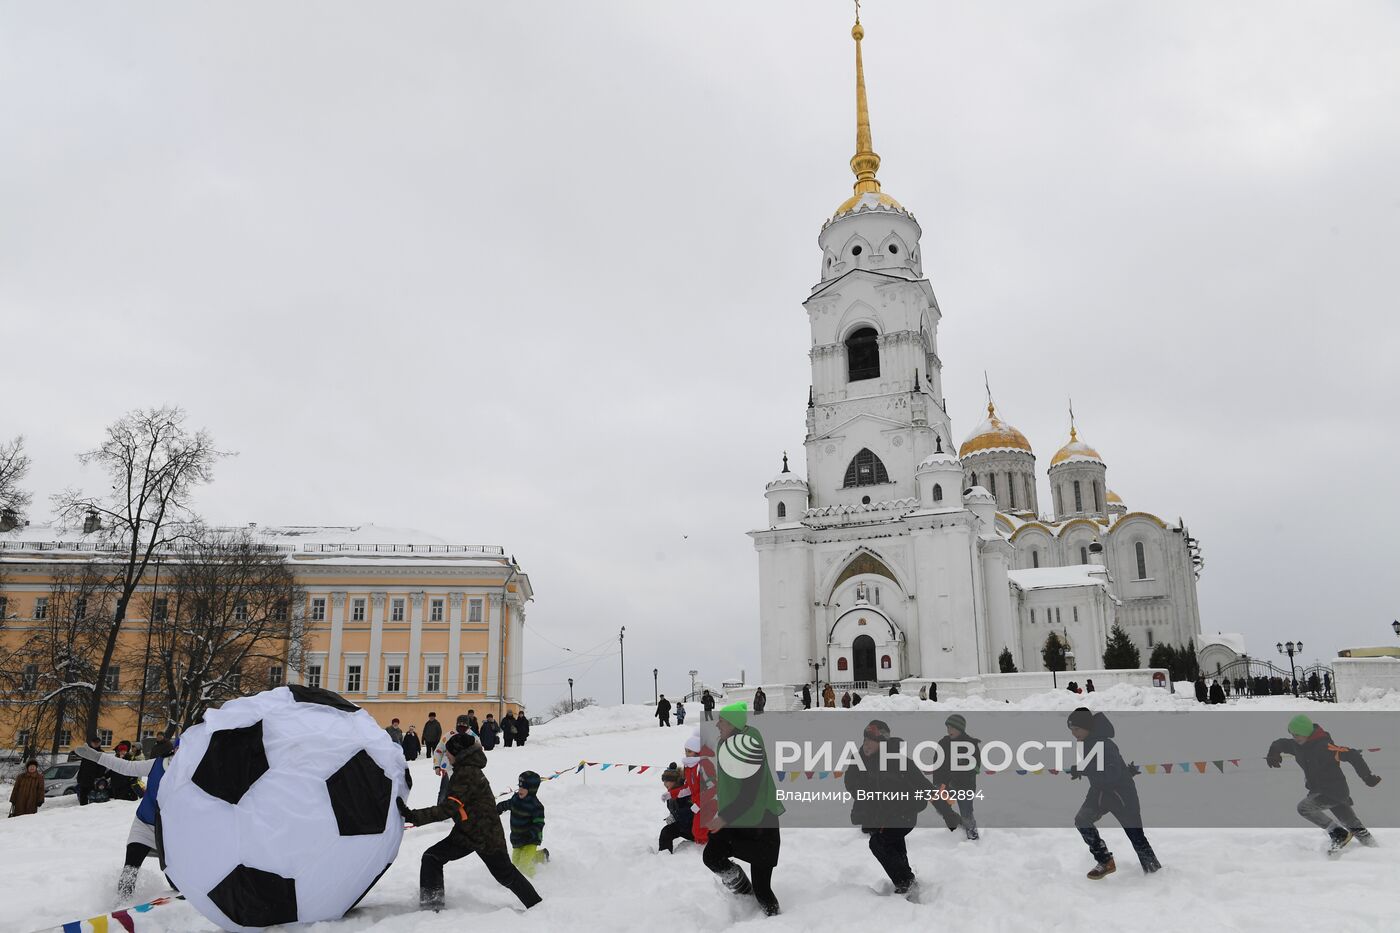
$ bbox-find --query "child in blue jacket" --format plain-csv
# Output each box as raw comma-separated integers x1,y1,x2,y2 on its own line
497,771,548,876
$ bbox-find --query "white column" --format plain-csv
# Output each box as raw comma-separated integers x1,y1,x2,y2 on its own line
447,592,464,697
366,592,386,698
327,592,346,691
486,593,503,701
407,591,424,697
507,603,525,704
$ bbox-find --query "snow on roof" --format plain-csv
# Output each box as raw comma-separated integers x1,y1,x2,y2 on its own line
1199,633,1246,654
1008,565,1110,591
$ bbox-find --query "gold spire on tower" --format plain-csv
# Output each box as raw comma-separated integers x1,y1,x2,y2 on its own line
834,1,902,217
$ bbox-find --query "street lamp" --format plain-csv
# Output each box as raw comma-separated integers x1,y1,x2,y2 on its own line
568,677,574,709
653,668,658,704
1277,641,1302,697
689,669,698,700
619,626,626,704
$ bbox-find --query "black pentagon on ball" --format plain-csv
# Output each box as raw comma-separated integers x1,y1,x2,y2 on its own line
287,683,360,712
193,720,269,805
208,863,298,928
326,749,391,836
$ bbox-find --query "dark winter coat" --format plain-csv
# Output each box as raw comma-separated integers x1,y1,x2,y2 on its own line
515,716,530,741
802,686,812,709
664,788,694,827
404,744,506,852
501,713,517,737
932,732,982,792
401,733,421,761
479,720,500,750
1194,678,1208,702
1209,682,1226,705
656,698,672,720
496,791,545,847
9,770,44,817
1073,712,1135,790
753,690,766,713
421,718,443,752
1268,726,1379,806
701,692,715,711
76,751,105,791
386,725,404,744
843,737,933,830
466,715,481,734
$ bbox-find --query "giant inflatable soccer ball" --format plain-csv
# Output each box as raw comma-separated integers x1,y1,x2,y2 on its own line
157,686,409,932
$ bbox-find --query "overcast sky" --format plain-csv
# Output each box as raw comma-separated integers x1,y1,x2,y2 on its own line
4,1,1398,710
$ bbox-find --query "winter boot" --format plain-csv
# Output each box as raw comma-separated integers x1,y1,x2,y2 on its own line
963,819,980,841
1139,853,1162,874
893,876,918,897
539,847,550,861
1354,830,1379,848
117,866,140,902
420,887,445,912
717,863,753,897
757,894,782,916
1327,827,1354,858
1086,858,1117,880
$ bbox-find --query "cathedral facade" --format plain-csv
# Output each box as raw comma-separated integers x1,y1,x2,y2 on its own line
750,15,1203,690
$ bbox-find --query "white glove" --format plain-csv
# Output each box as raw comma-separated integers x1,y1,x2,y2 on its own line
75,745,100,762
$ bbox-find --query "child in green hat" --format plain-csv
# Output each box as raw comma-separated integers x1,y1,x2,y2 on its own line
1267,714,1382,857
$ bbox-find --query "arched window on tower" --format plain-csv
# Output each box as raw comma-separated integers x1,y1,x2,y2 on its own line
777,502,786,519
845,327,880,381
837,657,849,672
1135,541,1148,579
1009,475,1017,509
1094,481,1103,513
932,483,943,503
1074,480,1083,513
843,448,890,487
989,474,997,498
1032,550,1040,568
1080,546,1088,564
1054,486,1063,516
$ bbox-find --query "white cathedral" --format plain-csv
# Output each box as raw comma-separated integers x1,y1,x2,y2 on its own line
750,16,1205,690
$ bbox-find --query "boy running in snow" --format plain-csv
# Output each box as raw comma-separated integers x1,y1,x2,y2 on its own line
1066,707,1161,879
659,762,695,852
934,713,981,840
706,702,784,916
496,770,548,876
400,732,541,911
1267,714,1382,855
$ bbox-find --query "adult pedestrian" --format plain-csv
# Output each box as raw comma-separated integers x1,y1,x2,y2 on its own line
402,726,421,761
753,688,767,715
465,710,481,734
822,684,836,708
8,760,44,818
480,714,501,751
501,711,517,748
1209,680,1226,705
422,712,443,757
841,691,851,709
701,690,716,721
802,684,812,709
1194,676,1208,703
656,694,673,727
928,682,938,702
515,709,531,746
386,718,404,745
1085,679,1096,694
75,739,106,806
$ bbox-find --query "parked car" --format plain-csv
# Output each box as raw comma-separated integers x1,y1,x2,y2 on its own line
43,762,81,797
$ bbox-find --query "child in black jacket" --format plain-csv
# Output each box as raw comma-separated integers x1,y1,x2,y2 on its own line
1268,714,1382,856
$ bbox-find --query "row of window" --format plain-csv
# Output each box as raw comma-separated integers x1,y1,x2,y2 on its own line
308,596,485,624
15,727,164,749
1029,606,1080,625
1053,479,1104,516
302,662,482,695
1022,541,1149,580
968,471,1034,511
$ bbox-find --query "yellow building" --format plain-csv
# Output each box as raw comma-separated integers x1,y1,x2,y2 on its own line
0,524,531,750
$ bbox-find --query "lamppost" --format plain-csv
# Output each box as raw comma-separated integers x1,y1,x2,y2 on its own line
1392,619,1399,638
568,677,574,709
619,626,626,704
1049,635,1069,689
688,669,698,700
1277,640,1302,697
653,668,658,704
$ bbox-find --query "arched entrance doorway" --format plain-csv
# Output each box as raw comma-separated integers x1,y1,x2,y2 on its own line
852,634,877,683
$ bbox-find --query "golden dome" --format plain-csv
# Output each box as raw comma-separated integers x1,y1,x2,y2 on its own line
959,402,1033,457
834,190,904,218
1050,426,1104,467
1106,489,1123,504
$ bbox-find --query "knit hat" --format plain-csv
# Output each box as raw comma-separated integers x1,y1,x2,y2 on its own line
945,713,967,733
1066,708,1094,732
445,731,479,759
719,702,748,730
1287,714,1315,737
684,732,703,754
661,762,683,784
518,770,541,790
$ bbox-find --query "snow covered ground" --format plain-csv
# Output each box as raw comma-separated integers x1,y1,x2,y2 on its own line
4,688,1398,933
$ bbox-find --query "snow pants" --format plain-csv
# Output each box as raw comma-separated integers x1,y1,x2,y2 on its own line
503,733,514,747
1297,793,1367,834
1074,782,1159,870
659,813,696,852
867,827,914,887
420,836,541,908
703,827,779,909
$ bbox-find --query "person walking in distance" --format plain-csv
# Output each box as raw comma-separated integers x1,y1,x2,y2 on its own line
701,689,716,721
753,688,767,715
501,710,517,748
421,712,443,760
656,694,673,727
515,709,531,746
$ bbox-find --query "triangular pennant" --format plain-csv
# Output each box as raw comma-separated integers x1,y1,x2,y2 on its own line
1015,769,1027,775
628,765,637,772
1145,764,1158,775
88,919,110,933
1162,763,1174,774
575,762,585,773
587,761,599,767
1194,762,1207,773
805,771,814,779
1178,762,1190,773
113,911,136,933
600,763,612,771
637,765,650,774
818,771,830,780
1229,759,1240,767
1049,769,1060,775
833,770,844,778
1368,747,1381,752
776,771,786,782
1213,760,1225,773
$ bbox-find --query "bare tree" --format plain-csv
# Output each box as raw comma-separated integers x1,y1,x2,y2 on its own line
148,529,304,730
12,563,115,757
548,697,597,718
0,435,31,527
52,406,227,742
